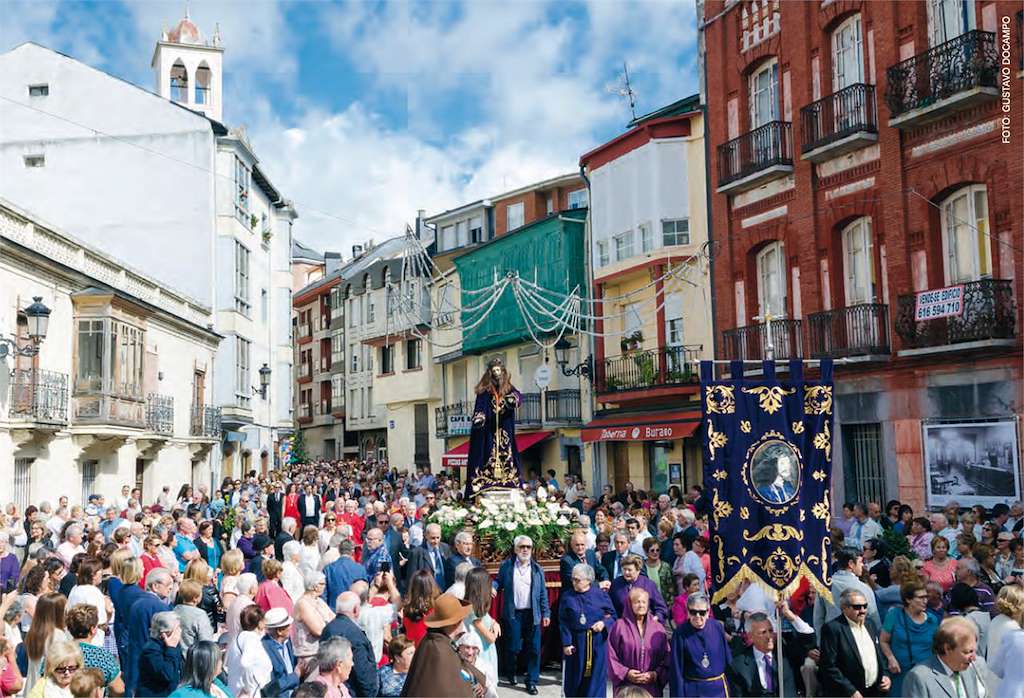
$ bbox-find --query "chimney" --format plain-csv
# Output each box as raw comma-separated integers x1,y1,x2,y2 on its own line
324,252,342,274
352,244,363,259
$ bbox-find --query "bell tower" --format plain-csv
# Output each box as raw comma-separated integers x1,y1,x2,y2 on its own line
151,8,225,122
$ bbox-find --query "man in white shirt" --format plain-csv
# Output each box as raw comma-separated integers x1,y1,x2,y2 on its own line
57,524,86,568
848,503,883,551
114,484,132,513
625,516,652,557
47,506,68,546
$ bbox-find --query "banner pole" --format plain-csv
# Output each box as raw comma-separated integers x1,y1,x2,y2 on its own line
777,608,784,698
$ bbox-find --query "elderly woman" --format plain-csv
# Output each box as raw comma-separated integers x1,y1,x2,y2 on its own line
311,637,354,698
137,611,184,697
608,586,670,696
609,556,669,625
879,579,938,697
224,573,259,644
281,541,306,603
173,580,216,653
642,537,674,608
921,535,956,593
293,570,335,672
26,640,82,698
377,635,414,697
558,563,617,698
168,641,230,698
0,533,19,591
219,549,245,608
254,559,293,615
225,605,273,698
669,592,731,698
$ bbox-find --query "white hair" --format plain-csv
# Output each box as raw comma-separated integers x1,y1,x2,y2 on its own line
282,540,302,561
318,637,353,674
514,534,533,549
335,594,359,616
282,517,297,534
145,568,172,590
571,563,595,582
303,569,326,591
149,611,180,639
236,573,259,596
454,531,474,545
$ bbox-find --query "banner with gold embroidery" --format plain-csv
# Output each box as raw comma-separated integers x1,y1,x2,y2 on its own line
701,359,834,604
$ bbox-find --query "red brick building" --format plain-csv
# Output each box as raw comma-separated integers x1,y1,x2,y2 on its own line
702,0,1023,512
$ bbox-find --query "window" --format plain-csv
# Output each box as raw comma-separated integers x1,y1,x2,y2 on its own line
349,389,359,418
546,196,554,215
235,337,251,406
75,318,144,397
614,231,634,262
76,319,105,392
406,339,421,370
506,202,525,231
832,14,864,90
349,298,358,327
437,284,456,327
195,64,211,105
170,61,188,103
456,220,469,248
234,242,251,316
23,154,44,168
28,84,49,97
841,423,886,505
350,344,359,372
111,322,144,396
929,0,973,46
568,189,589,209
597,241,609,267
469,216,484,244
365,344,373,373
331,331,344,365
332,375,344,404
842,218,876,304
14,458,32,512
666,294,684,346
81,460,98,506
330,287,343,320
756,241,787,318
367,297,375,323
640,223,654,253
380,345,394,374
623,303,643,338
941,184,991,283
234,156,250,218
440,225,455,251
260,289,268,322
749,60,779,128
662,219,690,246
367,387,375,416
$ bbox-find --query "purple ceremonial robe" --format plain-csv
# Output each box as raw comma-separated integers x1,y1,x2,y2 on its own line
558,587,617,698
609,575,669,625
669,618,731,698
465,388,524,498
607,603,670,697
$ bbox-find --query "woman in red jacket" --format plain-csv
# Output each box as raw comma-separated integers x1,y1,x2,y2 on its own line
401,569,439,647
283,483,300,524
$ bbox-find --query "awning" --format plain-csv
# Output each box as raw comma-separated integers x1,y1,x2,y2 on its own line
581,411,701,443
441,430,555,467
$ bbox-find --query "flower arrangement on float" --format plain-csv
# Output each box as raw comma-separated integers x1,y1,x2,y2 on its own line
428,486,579,561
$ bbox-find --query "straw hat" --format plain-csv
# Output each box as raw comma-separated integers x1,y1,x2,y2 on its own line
424,593,473,628
265,608,293,629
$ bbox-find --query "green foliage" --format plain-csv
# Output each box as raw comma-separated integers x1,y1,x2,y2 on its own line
290,431,308,464
881,527,913,560
633,352,656,386
222,506,237,538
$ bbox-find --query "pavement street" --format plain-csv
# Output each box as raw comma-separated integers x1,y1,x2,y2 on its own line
496,668,563,698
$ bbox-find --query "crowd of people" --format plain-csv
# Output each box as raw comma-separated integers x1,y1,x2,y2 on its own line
0,460,1021,698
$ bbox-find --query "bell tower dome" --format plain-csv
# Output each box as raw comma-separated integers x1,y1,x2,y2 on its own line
151,8,225,122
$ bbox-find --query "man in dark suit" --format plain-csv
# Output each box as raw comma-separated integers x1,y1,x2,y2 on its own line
727,612,796,697
560,531,610,592
819,589,891,697
320,591,379,698
125,568,173,695
495,535,550,695
600,531,631,581
449,530,482,570
404,522,452,591
274,517,296,561
297,487,321,529
262,608,300,698
266,482,284,538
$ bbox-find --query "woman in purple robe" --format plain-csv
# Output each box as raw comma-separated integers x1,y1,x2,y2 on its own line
608,587,669,696
558,563,617,698
609,556,670,625
670,592,731,698
464,358,524,499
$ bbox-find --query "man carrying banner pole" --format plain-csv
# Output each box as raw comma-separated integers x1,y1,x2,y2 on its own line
700,356,838,698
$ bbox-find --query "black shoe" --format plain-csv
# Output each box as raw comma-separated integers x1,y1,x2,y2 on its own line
526,686,538,695
505,676,517,688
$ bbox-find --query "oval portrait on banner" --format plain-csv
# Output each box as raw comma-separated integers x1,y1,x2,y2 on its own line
749,439,801,505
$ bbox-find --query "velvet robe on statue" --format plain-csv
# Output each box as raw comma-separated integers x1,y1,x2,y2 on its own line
558,586,617,698
669,618,732,698
607,602,670,697
464,388,524,498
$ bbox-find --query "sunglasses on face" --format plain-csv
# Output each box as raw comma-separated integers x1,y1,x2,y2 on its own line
517,545,533,550
690,609,709,617
54,666,79,675
849,603,868,610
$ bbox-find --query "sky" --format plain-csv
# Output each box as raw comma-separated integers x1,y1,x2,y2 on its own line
1,0,701,256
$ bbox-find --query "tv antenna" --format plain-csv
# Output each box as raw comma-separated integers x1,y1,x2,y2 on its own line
606,61,638,121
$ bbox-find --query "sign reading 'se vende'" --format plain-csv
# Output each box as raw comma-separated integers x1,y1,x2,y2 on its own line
914,285,964,322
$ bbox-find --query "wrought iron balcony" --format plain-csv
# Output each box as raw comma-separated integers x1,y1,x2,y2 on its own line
807,303,890,358
146,393,174,435
885,30,998,126
800,83,878,161
717,120,793,193
596,346,701,394
519,393,542,428
435,400,473,439
8,368,68,425
721,320,803,361
895,279,1015,351
190,405,221,437
545,389,582,424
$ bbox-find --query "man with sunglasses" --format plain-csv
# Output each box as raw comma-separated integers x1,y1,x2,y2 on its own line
495,535,550,695
819,588,890,697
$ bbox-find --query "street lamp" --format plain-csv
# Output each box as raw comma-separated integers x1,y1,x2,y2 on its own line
254,363,272,399
553,337,592,381
0,296,51,360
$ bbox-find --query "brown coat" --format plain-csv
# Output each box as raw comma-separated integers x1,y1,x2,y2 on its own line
400,629,487,698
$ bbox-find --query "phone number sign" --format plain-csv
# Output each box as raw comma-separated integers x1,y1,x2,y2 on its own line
914,285,965,321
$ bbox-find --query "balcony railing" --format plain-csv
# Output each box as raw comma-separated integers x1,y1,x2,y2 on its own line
8,368,68,425
885,30,998,120
190,405,221,437
297,323,312,341
520,393,542,428
596,346,702,393
298,363,313,381
146,393,174,435
545,389,582,424
807,303,890,358
717,120,792,188
895,279,1015,350
435,400,473,438
722,320,803,361
801,83,877,155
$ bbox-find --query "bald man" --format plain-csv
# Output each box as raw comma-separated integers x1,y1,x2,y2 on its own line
320,591,379,697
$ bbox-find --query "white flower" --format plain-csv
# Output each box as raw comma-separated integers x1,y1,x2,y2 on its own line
557,516,569,526
480,519,493,529
537,486,547,500
503,521,517,531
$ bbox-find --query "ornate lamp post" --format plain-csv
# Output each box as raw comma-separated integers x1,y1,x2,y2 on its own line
0,296,51,361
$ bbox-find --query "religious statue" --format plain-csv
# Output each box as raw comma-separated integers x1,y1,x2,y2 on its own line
464,357,525,499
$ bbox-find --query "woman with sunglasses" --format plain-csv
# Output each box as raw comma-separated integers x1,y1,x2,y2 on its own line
318,515,338,554
26,640,82,698
879,580,938,698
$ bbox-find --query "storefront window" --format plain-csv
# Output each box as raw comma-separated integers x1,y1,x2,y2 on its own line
649,442,671,493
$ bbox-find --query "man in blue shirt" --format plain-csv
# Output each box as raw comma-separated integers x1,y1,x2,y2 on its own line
98,506,127,542
172,518,200,573
323,539,367,611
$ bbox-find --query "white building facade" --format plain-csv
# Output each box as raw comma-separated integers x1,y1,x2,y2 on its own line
0,199,222,507
0,17,296,481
